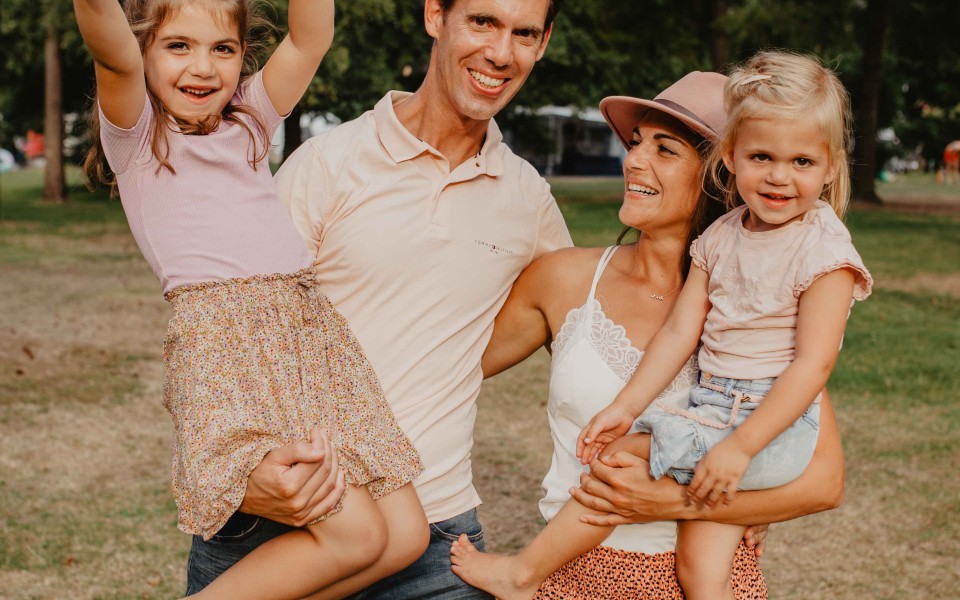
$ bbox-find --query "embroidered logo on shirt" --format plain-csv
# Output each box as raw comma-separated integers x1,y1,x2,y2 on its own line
474,239,516,256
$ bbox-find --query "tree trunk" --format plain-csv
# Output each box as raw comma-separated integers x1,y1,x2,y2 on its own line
708,0,731,71
282,104,303,163
851,0,889,204
43,18,65,203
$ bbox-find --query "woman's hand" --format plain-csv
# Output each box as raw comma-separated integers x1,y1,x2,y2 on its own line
576,403,637,464
570,450,688,526
239,427,346,527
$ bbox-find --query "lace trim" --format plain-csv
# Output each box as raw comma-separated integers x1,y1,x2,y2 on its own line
552,299,699,391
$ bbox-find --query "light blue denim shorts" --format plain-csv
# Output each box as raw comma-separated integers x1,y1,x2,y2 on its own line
636,373,820,490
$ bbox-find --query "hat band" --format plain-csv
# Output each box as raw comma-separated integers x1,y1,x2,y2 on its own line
653,99,715,135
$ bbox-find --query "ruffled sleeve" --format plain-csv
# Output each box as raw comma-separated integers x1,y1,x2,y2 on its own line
690,206,741,273
794,234,873,301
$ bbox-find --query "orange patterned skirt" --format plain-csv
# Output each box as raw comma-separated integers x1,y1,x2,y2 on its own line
534,541,767,599
162,269,422,540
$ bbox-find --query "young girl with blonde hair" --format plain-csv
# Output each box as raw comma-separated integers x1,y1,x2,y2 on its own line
577,50,873,599
74,1,427,598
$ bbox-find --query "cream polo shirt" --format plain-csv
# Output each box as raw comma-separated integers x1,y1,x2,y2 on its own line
275,91,572,522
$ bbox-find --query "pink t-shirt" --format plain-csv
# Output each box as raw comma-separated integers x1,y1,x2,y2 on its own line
99,72,311,293
692,201,872,379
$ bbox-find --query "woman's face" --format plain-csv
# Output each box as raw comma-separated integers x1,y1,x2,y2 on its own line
618,111,704,234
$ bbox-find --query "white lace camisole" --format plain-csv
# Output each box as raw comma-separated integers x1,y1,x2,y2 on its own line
540,245,699,554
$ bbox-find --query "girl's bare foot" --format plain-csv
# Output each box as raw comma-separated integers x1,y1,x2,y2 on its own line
449,534,541,600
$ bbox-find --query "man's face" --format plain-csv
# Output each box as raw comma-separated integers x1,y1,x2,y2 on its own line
425,0,553,122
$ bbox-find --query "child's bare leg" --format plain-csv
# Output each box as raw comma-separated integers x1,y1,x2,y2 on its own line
675,520,745,600
450,498,612,600
447,433,650,599
601,432,651,461
303,483,428,600
187,484,387,600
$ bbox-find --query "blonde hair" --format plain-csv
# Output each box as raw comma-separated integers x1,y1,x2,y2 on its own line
707,50,853,218
84,0,273,192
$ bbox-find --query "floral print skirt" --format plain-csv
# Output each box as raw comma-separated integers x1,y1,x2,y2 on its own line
162,269,422,540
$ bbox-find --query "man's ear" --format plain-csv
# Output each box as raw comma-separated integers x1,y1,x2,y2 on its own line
535,24,554,61
424,0,444,40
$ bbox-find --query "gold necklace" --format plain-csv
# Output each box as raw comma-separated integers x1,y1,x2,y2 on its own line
650,282,683,302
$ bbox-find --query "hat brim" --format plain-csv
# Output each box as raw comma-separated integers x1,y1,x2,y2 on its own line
600,96,719,151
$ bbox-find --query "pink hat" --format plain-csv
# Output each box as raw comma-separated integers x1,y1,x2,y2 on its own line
600,71,729,149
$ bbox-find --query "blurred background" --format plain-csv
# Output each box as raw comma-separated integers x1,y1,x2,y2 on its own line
2,0,960,201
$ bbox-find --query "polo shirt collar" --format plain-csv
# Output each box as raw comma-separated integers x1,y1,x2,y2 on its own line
374,91,505,177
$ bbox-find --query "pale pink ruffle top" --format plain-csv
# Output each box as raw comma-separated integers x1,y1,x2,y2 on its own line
692,201,872,380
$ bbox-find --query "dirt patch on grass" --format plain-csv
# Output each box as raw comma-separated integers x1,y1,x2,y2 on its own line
875,272,960,297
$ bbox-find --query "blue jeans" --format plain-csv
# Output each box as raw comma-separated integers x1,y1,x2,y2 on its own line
638,373,820,489
185,508,493,599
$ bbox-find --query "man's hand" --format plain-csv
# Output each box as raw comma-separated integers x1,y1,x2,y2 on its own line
688,437,751,507
569,450,687,526
240,427,346,527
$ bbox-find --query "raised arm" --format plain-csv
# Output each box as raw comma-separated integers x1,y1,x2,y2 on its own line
261,0,334,116
73,0,145,128
571,389,844,526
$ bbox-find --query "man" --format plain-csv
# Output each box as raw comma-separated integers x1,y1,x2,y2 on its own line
185,1,569,597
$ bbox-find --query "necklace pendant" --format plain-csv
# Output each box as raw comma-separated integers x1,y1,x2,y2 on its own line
650,293,664,301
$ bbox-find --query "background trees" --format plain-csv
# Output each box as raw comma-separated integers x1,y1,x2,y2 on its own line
2,0,959,201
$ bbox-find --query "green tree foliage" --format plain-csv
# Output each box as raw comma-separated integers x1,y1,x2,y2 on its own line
4,0,960,200
0,0,89,149
885,1,960,165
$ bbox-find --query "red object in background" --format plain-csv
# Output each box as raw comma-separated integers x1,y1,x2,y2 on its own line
24,130,45,159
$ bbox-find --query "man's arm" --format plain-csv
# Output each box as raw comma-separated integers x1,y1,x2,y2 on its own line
570,390,844,526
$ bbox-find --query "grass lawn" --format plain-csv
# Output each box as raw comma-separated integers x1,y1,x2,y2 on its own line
1,168,959,598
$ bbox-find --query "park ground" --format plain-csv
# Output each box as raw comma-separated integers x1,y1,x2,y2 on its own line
1,169,958,598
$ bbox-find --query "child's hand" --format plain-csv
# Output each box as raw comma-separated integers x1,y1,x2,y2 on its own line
688,437,752,507
576,404,636,465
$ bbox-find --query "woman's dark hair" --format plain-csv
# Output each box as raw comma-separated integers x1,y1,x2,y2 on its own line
83,0,273,193
616,137,727,280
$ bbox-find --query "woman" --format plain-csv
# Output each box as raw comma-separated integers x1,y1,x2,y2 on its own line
461,72,845,598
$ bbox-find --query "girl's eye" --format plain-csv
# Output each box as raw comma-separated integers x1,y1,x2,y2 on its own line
167,42,187,50
750,153,770,162
795,157,813,167
214,45,236,54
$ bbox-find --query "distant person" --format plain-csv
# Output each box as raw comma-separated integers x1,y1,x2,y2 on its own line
451,66,848,599
944,141,960,184
74,0,427,598
186,1,572,598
